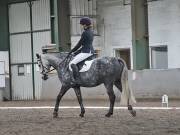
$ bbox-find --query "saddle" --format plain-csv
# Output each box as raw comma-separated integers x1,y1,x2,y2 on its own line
77,54,96,72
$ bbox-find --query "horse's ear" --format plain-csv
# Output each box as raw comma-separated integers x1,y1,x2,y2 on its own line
36,53,40,59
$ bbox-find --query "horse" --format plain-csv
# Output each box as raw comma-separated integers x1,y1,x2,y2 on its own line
36,52,136,118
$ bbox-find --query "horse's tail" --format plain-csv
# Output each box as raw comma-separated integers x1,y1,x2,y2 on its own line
118,58,136,105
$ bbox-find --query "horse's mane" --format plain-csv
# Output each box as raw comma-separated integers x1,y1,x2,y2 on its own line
43,52,68,59
41,52,69,67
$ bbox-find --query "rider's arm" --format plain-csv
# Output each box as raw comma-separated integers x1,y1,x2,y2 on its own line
70,32,86,53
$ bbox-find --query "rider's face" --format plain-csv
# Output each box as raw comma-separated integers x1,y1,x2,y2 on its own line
80,24,86,30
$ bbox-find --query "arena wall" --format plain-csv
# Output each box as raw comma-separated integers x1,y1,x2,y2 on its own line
41,69,180,100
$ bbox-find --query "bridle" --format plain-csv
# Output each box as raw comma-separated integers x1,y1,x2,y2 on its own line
36,53,73,80
36,54,55,75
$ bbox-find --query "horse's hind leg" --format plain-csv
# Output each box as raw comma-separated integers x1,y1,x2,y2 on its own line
53,85,70,118
73,86,85,117
128,101,136,117
114,80,122,92
104,83,115,117
115,80,136,117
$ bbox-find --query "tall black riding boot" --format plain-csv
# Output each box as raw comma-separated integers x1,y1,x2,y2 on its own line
71,64,81,84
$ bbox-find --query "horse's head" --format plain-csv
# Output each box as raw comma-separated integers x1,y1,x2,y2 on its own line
36,53,51,80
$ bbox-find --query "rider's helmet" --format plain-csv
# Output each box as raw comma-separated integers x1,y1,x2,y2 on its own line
80,17,91,26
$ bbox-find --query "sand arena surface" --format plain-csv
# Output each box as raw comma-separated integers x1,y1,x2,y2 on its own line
0,100,180,135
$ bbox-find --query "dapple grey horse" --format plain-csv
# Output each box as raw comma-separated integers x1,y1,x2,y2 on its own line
36,52,136,118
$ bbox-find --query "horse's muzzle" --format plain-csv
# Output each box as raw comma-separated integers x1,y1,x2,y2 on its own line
42,74,48,80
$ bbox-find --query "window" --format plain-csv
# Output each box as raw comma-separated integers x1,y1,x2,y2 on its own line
151,46,168,69
18,65,25,76
115,49,131,70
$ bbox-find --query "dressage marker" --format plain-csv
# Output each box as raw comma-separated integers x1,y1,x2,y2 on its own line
162,94,168,107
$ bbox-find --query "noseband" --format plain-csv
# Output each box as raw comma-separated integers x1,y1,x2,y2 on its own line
37,55,55,75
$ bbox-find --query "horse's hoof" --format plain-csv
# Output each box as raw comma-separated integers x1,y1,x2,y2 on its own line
131,110,136,117
105,113,112,117
79,113,84,117
53,112,58,118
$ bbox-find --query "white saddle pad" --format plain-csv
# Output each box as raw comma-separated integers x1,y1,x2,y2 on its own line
79,60,94,72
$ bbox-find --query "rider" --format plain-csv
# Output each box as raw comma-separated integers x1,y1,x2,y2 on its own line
69,17,95,83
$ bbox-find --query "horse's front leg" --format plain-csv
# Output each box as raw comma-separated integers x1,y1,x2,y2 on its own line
73,86,85,117
53,85,70,118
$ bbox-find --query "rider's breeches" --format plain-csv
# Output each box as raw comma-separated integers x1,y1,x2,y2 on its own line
69,53,93,71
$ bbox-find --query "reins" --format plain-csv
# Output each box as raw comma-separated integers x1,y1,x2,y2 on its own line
37,55,55,74
37,53,73,77
58,53,73,72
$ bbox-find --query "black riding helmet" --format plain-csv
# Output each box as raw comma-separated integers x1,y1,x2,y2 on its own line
80,17,91,26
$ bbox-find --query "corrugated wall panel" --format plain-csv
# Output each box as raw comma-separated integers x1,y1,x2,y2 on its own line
92,0,98,36
69,0,98,50
71,19,76,35
32,0,51,99
9,2,34,100
80,0,85,15
33,32,51,59
76,0,81,35
33,31,51,99
92,0,96,15
70,0,76,35
69,0,75,15
9,3,30,33
11,64,33,100
88,0,93,15
34,64,42,100
76,0,80,15
84,0,89,15
76,18,81,35
69,0,97,35
9,0,51,100
10,34,32,63
0,51,9,72
32,0,50,30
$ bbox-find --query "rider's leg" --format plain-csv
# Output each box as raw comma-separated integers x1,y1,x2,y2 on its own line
69,53,92,83
69,53,93,70
71,64,80,80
